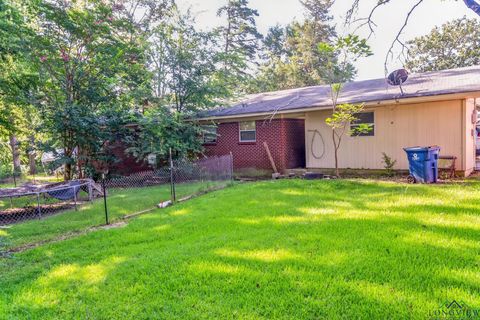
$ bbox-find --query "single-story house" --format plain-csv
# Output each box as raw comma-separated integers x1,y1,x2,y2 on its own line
199,65,480,176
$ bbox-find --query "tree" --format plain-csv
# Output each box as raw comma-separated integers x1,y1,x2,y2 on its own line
107,0,174,113
320,35,373,177
325,89,371,177
405,18,480,72
217,0,262,60
249,0,347,93
345,0,480,73
148,10,230,113
216,0,262,89
125,108,203,165
128,9,232,165
262,25,287,59
0,0,38,178
33,0,153,180
300,0,335,37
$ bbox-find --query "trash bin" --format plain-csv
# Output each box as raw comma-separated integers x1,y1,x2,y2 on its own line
403,146,440,183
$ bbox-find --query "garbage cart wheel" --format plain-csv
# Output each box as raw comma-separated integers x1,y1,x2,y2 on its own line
407,175,416,184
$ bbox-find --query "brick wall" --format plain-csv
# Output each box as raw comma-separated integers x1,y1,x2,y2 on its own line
203,119,305,173
109,142,152,175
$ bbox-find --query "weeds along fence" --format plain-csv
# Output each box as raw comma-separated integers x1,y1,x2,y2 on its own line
0,154,234,227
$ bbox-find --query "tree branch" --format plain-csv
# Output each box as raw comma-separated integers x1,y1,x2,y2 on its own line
352,0,391,38
383,0,424,74
345,0,361,25
464,0,480,15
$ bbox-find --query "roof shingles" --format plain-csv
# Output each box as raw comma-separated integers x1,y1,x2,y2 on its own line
201,65,480,119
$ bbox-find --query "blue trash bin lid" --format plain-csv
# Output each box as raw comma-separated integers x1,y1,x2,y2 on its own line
404,147,429,161
404,146,440,151
404,146,440,162
404,146,428,152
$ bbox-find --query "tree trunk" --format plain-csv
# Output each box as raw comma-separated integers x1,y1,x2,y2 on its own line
9,134,21,176
78,165,83,179
334,148,339,178
28,153,36,175
224,15,231,71
78,157,84,179
332,130,340,178
28,135,36,175
64,162,72,181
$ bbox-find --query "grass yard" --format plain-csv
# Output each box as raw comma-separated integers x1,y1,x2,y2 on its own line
1,180,227,248
1,179,480,319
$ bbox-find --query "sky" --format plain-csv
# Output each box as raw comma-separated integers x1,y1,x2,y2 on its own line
176,0,479,81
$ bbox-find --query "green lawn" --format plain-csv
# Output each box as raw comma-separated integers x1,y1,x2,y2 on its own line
1,180,227,248
1,179,480,319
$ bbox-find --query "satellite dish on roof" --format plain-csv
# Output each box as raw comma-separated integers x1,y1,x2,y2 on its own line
387,69,409,86
387,68,409,95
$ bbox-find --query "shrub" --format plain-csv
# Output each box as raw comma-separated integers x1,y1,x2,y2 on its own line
0,163,13,180
381,153,397,177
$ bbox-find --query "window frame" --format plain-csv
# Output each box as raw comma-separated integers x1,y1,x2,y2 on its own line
239,121,257,143
351,111,375,137
202,125,218,144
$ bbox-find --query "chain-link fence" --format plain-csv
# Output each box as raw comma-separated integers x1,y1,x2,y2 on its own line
0,180,95,225
170,155,234,201
101,154,233,223
0,154,233,228
0,171,64,189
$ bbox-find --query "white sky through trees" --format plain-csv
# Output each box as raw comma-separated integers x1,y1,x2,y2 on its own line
177,0,479,81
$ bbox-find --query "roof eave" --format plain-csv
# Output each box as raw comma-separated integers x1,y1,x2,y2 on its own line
196,91,480,122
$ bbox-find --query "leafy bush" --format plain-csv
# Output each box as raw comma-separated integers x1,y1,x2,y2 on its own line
381,153,397,177
0,163,13,180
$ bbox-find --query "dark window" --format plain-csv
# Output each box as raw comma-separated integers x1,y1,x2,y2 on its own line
239,121,256,142
202,126,217,144
351,112,375,136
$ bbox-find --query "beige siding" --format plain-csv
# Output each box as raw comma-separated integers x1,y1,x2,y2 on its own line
463,99,477,175
305,100,466,171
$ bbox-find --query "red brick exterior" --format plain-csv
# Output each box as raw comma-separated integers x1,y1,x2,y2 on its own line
108,141,152,175
89,140,152,177
203,119,305,173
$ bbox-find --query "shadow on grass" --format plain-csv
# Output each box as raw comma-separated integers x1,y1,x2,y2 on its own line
1,181,229,249
1,179,480,319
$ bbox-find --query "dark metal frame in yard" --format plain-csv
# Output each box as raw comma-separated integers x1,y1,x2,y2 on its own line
1,155,234,226
0,180,95,225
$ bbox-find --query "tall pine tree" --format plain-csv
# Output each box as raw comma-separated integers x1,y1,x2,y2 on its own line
216,0,262,91
249,0,348,93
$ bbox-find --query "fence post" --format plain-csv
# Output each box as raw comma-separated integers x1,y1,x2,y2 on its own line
88,182,93,201
230,152,234,182
73,186,78,211
102,175,109,225
169,148,176,202
36,192,42,219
